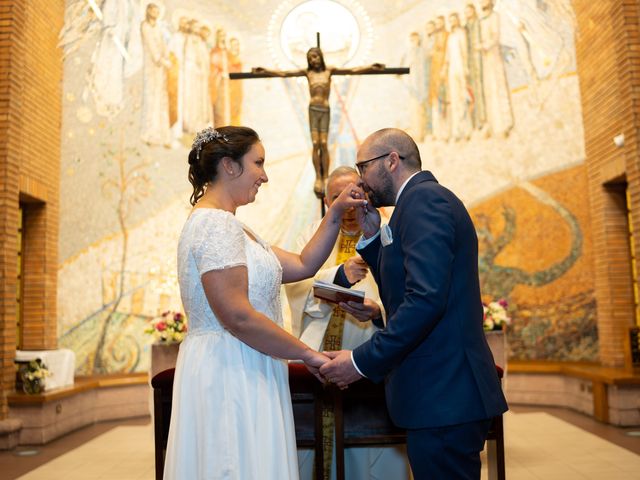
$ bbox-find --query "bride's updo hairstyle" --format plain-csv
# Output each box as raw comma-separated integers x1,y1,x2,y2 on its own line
188,126,261,205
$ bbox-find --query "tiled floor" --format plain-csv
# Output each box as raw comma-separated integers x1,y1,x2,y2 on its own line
481,410,640,479
1,408,639,479
15,424,154,480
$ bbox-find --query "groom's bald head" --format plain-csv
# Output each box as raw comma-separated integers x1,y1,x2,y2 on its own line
360,128,421,172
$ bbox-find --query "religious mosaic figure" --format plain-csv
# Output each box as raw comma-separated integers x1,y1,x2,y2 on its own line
479,0,514,137
87,0,141,118
401,32,429,142
182,20,212,133
465,3,486,131
210,28,231,127
430,16,450,141
140,3,171,147
252,47,385,197
228,37,243,126
445,12,472,141
424,21,436,137
167,16,189,141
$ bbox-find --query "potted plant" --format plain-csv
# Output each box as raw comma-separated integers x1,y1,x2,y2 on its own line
483,299,511,369
17,358,51,395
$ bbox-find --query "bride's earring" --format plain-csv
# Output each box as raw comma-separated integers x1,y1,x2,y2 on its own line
223,159,236,176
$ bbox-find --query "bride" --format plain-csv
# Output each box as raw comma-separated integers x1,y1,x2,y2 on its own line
163,126,365,479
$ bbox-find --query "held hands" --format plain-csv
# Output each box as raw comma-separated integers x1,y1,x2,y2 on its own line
301,349,330,384
319,350,363,389
339,298,381,322
343,256,368,284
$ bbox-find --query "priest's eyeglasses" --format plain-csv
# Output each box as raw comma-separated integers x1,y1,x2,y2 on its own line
356,152,405,175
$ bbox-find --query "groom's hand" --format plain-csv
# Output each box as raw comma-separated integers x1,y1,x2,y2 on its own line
354,186,381,239
319,350,362,389
343,256,368,284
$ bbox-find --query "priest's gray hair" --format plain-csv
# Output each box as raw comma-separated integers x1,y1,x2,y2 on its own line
324,166,359,195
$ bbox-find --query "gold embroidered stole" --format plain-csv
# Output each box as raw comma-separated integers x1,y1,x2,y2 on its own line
320,230,359,479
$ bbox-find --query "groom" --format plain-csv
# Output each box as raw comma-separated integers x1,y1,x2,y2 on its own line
320,128,508,479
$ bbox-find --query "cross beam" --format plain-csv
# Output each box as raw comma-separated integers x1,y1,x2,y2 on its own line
230,67,409,80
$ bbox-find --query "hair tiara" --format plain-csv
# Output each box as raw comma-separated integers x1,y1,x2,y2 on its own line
192,127,229,160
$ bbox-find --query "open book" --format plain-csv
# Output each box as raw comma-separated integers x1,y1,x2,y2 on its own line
312,280,365,304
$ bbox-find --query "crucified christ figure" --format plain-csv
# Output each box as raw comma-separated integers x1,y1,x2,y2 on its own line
251,47,386,197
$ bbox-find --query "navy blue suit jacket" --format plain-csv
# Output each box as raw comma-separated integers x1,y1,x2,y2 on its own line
353,171,508,429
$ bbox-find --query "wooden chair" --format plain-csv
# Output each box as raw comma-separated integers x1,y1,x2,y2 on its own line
151,368,175,480
332,365,506,480
150,365,325,480
333,378,406,480
486,365,506,480
288,363,325,480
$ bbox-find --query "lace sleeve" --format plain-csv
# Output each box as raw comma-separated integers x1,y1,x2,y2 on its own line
192,211,247,275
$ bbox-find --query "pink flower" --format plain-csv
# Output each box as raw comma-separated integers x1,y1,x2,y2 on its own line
498,299,508,308
156,321,167,331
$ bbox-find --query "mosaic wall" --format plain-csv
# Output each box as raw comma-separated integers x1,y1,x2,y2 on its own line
470,164,596,361
57,0,592,374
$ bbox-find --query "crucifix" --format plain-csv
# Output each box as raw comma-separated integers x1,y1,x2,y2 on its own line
230,33,409,206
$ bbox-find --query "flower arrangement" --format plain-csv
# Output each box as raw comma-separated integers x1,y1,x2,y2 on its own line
483,299,511,331
18,358,51,394
145,310,187,343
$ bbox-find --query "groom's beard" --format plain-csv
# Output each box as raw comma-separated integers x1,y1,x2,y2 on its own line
367,169,395,207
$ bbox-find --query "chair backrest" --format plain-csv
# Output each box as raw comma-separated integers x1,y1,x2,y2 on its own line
151,368,175,480
151,367,175,390
288,362,323,394
288,363,323,446
338,378,405,444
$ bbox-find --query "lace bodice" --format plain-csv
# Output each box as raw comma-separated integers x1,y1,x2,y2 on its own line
177,209,283,335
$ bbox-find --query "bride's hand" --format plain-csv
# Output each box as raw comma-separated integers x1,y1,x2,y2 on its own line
327,183,367,221
301,349,330,383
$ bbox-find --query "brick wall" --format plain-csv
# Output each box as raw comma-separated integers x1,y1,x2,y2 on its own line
575,0,640,367
0,1,62,418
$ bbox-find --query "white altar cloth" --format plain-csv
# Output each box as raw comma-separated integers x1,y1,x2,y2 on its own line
15,349,75,390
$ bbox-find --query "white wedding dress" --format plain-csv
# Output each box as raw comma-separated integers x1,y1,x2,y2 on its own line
163,209,299,480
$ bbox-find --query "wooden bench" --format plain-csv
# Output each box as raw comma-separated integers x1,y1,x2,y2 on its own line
508,360,640,423
8,373,150,445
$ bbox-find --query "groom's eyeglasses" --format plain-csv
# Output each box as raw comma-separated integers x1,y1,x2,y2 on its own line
356,152,405,175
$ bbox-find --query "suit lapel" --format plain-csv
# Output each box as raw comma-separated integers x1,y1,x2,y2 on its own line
388,171,438,229
378,171,438,290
